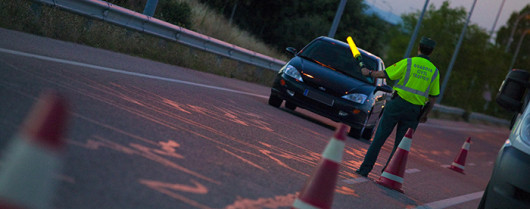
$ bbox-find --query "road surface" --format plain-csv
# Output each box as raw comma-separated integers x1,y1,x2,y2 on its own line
0,28,510,209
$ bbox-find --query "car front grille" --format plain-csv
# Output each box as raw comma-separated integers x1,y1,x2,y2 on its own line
302,79,341,97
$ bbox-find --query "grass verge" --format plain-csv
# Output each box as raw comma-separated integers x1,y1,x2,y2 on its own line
0,0,283,87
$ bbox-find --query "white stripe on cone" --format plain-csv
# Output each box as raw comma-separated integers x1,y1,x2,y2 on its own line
462,142,470,150
321,137,345,163
398,137,412,151
0,135,61,209
292,198,321,209
451,162,466,170
381,171,404,183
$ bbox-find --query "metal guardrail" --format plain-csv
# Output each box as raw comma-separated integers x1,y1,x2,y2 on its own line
433,104,510,126
29,0,511,127
32,0,287,72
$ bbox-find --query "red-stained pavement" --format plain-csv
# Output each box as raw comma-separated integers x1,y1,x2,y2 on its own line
0,28,510,209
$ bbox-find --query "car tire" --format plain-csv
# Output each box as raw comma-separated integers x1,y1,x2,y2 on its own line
361,127,374,140
348,126,362,139
268,93,283,107
285,101,297,111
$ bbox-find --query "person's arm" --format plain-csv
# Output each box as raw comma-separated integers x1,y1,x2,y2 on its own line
419,96,436,123
361,67,387,79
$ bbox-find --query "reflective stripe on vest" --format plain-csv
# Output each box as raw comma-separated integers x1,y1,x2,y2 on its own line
394,58,438,98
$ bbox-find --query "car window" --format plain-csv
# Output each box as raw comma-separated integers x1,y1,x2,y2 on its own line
298,39,376,84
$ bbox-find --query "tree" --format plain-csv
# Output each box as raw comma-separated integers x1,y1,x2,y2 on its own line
496,4,530,70
198,0,390,55
385,1,510,117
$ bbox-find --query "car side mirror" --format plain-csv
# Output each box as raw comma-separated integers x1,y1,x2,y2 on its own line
286,47,297,55
496,69,529,112
376,85,393,93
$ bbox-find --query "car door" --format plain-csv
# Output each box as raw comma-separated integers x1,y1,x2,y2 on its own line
367,61,389,126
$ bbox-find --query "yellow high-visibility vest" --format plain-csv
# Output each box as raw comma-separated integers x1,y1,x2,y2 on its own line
385,57,440,105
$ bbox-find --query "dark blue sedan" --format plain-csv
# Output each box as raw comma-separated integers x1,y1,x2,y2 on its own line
269,36,392,139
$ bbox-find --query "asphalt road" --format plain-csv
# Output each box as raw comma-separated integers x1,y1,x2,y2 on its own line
0,28,511,209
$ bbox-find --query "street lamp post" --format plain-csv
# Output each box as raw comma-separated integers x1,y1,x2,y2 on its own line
489,0,505,38
328,0,348,38
404,0,430,59
437,0,478,104
505,11,530,53
508,29,530,70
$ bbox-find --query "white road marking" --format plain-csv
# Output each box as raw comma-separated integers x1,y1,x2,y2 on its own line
0,47,495,209
405,168,421,174
0,47,505,135
0,47,269,99
414,191,484,209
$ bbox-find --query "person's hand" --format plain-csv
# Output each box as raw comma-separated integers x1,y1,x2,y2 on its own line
361,67,370,76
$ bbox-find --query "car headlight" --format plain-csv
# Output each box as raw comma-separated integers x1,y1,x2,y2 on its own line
342,93,367,104
282,65,303,82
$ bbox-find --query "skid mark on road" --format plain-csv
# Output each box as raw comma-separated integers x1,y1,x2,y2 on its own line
343,177,369,184
224,193,298,209
69,136,218,184
139,179,211,209
218,147,267,171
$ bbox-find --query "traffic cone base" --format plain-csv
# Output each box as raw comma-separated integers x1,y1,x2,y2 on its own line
449,162,465,173
377,172,404,193
292,124,348,209
0,137,61,209
376,128,414,193
292,198,321,209
0,91,68,209
448,137,470,174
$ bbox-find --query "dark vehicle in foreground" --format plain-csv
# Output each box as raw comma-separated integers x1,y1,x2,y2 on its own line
479,69,530,208
268,36,392,139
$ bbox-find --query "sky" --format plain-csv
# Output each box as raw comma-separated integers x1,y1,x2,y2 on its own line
369,0,530,36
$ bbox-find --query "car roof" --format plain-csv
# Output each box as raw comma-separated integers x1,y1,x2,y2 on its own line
315,36,383,63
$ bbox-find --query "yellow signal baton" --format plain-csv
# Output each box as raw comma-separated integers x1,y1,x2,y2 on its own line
347,36,364,68
347,36,361,59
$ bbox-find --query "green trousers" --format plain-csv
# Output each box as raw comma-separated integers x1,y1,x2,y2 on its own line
357,95,422,175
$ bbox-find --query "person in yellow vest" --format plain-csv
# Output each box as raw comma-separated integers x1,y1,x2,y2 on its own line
355,37,440,177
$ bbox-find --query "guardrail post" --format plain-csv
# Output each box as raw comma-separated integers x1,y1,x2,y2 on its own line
233,61,243,78
216,56,223,67
84,19,93,31
31,2,42,18
255,66,264,81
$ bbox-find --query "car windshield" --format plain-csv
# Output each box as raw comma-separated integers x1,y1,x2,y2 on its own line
298,39,377,84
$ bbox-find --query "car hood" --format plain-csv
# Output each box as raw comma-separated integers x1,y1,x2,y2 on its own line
291,57,375,96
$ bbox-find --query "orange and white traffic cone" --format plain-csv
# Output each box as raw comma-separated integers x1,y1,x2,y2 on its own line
376,128,414,193
292,124,349,209
0,91,69,209
448,137,471,174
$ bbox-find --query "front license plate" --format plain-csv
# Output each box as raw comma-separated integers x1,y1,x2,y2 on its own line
304,89,334,106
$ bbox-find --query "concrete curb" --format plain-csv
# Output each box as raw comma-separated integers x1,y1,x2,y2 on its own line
432,104,510,127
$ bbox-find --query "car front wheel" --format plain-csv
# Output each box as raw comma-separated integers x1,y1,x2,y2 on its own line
349,126,372,140
348,126,362,139
285,101,297,111
361,127,374,140
268,93,283,107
